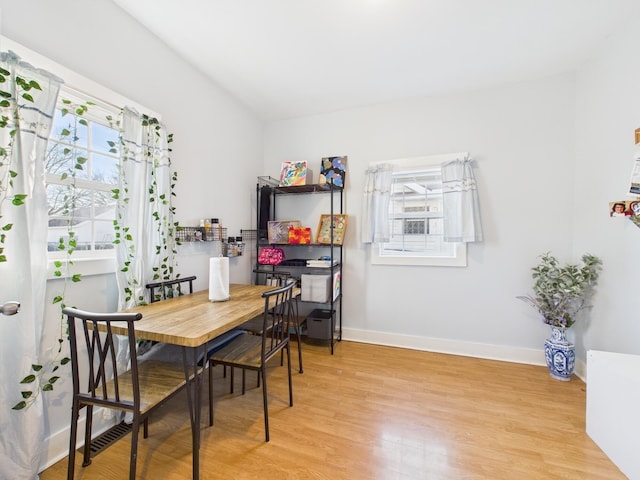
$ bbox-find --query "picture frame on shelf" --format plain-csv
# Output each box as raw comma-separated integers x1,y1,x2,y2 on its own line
316,214,348,245
268,220,301,244
319,156,347,188
279,161,308,186
288,226,312,244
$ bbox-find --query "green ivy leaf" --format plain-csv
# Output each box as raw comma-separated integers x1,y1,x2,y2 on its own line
12,194,27,206
2,223,12,231
48,376,60,384
21,93,34,103
42,383,54,392
12,401,27,410
21,391,33,399
20,375,36,384
53,295,63,304
60,357,71,365
31,364,43,372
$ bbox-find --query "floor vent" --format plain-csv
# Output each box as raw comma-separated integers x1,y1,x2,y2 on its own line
86,421,132,458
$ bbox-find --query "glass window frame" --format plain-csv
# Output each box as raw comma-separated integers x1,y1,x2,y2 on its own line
45,87,121,260
371,155,467,267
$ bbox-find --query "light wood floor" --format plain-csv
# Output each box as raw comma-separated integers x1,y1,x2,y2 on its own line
42,340,625,480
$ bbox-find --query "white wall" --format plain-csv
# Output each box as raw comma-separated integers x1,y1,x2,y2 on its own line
0,0,263,470
3,0,640,473
0,0,262,288
573,16,640,360
264,74,577,364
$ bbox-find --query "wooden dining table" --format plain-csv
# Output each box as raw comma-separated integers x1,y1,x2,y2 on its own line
116,283,278,480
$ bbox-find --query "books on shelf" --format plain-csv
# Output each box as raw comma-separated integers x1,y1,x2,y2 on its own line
306,259,339,268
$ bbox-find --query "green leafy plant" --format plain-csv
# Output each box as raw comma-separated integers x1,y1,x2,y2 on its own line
13,98,93,410
517,252,602,329
0,67,42,263
113,115,177,306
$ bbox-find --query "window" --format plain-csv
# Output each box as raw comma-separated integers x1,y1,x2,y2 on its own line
45,89,121,257
372,155,467,266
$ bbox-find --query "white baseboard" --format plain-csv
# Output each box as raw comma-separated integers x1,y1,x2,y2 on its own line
341,327,587,381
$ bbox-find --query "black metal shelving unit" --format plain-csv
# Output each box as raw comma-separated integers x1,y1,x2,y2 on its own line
255,176,343,354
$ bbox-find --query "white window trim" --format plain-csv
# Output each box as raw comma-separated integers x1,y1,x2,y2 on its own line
1,36,158,276
371,153,468,267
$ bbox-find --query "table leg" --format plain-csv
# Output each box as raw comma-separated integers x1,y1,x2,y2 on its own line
182,344,205,479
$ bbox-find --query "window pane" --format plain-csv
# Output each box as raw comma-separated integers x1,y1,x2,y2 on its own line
46,184,70,218
50,109,88,147
91,153,119,184
46,90,121,257
95,220,115,250
379,166,461,260
91,122,119,155
46,141,74,176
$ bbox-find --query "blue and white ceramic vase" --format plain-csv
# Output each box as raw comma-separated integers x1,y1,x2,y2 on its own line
544,326,575,381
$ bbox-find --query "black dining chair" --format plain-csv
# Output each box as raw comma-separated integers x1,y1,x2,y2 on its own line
207,281,295,441
145,275,196,303
65,307,190,480
239,272,303,375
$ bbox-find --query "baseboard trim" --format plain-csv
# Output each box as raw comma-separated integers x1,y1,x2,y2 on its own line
341,327,587,381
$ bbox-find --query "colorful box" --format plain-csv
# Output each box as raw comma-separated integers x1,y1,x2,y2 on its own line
288,227,311,244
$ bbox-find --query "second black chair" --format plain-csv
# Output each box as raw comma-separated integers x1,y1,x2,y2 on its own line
208,281,295,441
239,272,303,374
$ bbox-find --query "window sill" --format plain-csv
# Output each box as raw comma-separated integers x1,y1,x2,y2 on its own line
47,256,116,280
371,243,467,267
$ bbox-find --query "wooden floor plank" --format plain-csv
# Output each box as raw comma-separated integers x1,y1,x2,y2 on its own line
43,340,625,479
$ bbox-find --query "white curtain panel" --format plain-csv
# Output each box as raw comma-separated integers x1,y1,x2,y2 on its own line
115,107,175,309
0,51,62,480
361,163,393,244
441,158,483,243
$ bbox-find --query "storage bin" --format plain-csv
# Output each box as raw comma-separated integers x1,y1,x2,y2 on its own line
306,309,334,340
301,274,331,302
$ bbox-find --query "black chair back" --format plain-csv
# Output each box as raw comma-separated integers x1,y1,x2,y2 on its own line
145,275,196,303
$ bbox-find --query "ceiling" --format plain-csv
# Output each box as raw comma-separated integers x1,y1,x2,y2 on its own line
112,0,640,121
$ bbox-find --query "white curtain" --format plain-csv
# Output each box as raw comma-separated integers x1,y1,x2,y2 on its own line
442,158,483,243
361,163,393,244
0,52,62,480
115,107,175,309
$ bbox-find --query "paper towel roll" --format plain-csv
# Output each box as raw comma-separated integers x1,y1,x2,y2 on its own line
208,256,230,302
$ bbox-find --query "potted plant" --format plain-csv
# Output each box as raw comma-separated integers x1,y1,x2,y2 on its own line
517,252,602,381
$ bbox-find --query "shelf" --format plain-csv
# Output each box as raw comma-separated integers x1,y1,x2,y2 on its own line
255,175,343,354
274,184,343,194
257,176,343,194
258,242,343,248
